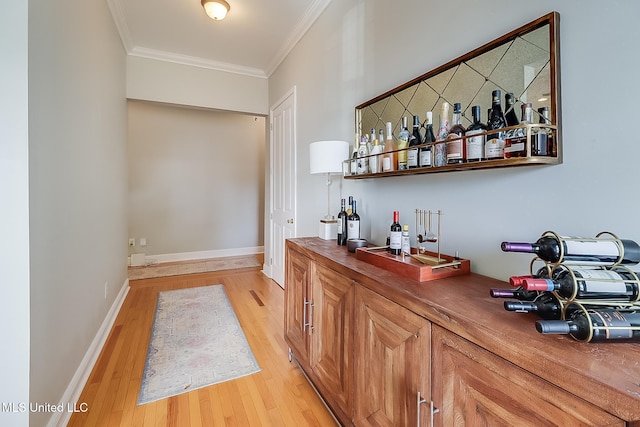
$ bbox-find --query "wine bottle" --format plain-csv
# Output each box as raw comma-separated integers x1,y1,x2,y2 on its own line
504,92,520,127
446,102,465,164
382,122,397,172
369,131,383,173
501,234,640,265
465,105,486,162
356,136,369,174
337,198,347,246
434,102,450,167
485,90,507,160
490,287,539,301
419,112,435,167
407,116,422,169
397,117,410,170
523,267,640,301
536,307,640,342
503,292,564,320
401,224,411,255
389,211,402,255
504,102,533,158
347,200,360,240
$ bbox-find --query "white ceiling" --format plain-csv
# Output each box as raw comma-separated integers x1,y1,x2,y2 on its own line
107,0,332,78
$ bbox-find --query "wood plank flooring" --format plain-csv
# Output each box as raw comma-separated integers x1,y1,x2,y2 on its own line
68,266,337,426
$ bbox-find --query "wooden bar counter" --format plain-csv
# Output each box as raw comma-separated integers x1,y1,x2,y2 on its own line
284,237,640,426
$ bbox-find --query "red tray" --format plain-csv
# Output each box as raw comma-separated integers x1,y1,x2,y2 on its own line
355,247,470,282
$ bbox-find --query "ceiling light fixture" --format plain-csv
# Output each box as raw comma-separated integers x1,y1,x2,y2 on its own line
201,0,230,20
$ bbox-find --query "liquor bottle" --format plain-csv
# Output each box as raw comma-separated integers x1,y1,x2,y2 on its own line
347,200,361,240
503,292,564,320
522,267,640,301
369,132,383,173
485,90,507,160
420,112,435,167
490,287,539,301
504,103,533,158
535,307,640,342
446,102,465,164
401,224,411,255
337,198,347,246
397,117,410,170
532,106,553,156
407,116,422,169
501,234,640,265
465,106,486,162
389,211,402,255
382,122,397,172
350,145,357,175
356,136,369,174
504,92,520,127
434,102,450,167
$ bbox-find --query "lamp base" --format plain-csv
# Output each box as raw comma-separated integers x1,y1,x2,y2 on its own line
319,219,337,240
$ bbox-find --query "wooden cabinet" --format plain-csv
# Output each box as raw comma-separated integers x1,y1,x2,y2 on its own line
284,238,640,426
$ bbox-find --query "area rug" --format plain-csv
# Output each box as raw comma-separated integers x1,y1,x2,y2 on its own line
128,256,262,280
137,284,261,405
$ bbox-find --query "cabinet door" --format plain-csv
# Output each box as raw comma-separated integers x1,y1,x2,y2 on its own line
431,325,624,427
354,285,431,426
311,263,355,422
284,248,312,366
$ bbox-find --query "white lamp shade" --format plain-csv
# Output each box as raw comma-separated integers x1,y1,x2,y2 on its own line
309,140,349,175
202,0,230,20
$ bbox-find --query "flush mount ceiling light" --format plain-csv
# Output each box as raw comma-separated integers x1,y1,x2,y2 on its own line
201,0,230,20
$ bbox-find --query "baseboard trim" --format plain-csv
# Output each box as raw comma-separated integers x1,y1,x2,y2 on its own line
48,279,130,427
145,246,264,264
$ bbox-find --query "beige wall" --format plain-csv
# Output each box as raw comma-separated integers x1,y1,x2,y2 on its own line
128,101,265,259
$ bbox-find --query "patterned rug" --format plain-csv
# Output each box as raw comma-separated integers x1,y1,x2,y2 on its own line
137,285,261,405
128,256,262,280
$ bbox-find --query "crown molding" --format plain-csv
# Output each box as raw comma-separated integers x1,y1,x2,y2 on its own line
106,0,133,52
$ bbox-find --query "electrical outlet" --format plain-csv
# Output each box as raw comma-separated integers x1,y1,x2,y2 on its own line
104,281,109,299
129,238,135,247
140,237,147,247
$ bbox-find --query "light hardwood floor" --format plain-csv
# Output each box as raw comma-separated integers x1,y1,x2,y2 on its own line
68,266,337,426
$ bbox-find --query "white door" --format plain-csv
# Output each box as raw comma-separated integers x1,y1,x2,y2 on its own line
269,88,296,287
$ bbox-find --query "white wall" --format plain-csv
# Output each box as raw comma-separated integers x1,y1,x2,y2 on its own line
0,1,30,425
269,0,640,281
127,56,269,115
28,0,128,425
128,101,265,258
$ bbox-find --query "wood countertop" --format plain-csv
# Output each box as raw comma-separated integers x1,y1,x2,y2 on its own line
287,237,640,423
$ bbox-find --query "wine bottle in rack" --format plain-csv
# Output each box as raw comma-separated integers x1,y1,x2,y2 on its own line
490,287,540,301
523,267,640,301
382,122,397,172
337,198,347,246
446,102,465,164
465,105,486,162
407,115,422,169
503,292,564,320
397,117,410,170
389,211,402,255
434,102,450,167
501,233,640,265
536,306,640,343
347,200,361,240
485,90,507,160
420,112,435,167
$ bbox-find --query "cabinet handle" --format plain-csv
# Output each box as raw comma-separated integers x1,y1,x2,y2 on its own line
430,400,440,427
306,301,314,334
417,393,439,427
417,391,426,427
303,299,313,333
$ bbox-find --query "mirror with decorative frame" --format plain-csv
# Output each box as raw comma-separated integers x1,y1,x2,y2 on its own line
351,11,561,177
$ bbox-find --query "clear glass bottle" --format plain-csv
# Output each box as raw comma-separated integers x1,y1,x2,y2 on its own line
419,112,435,167
485,90,507,160
434,102,450,167
401,224,411,255
504,102,532,158
356,136,369,174
382,122,397,172
446,102,465,164
397,117,410,170
465,105,486,162
369,131,383,173
407,115,422,169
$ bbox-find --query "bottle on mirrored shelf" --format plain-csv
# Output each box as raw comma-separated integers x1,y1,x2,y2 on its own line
350,145,358,175
503,292,564,320
407,116,422,169
504,102,533,158
504,92,520,127
536,306,640,343
347,200,360,240
420,112,435,167
389,211,402,255
446,102,466,164
501,234,640,266
532,106,554,156
434,102,450,167
490,287,540,301
465,105,486,162
337,198,347,246
485,90,507,160
397,117,410,170
522,267,640,301
369,129,383,173
382,121,397,172
357,136,369,174
401,224,411,255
